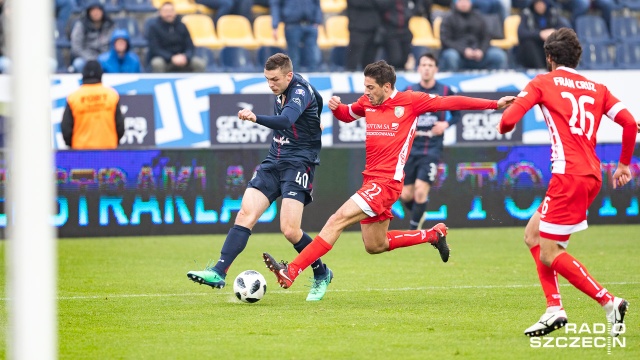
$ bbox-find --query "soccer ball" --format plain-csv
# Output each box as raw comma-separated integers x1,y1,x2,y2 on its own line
233,270,267,303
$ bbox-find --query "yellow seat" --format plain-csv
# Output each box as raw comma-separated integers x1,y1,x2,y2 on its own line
324,15,349,47
251,4,270,16
490,15,521,50
253,15,287,48
317,25,334,50
182,14,224,49
409,16,441,49
433,16,442,41
217,15,260,49
321,0,347,14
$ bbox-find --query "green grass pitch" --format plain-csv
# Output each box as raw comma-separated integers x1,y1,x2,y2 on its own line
1,225,639,359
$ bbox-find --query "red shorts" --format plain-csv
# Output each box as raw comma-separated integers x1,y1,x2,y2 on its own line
538,173,601,241
351,176,402,224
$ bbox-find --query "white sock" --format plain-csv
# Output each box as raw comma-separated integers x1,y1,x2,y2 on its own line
546,306,563,313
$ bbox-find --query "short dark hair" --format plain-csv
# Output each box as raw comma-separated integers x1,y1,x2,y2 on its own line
544,27,582,68
363,60,396,88
419,52,438,67
265,53,293,73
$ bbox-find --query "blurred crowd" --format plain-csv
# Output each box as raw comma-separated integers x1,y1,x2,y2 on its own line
0,0,634,73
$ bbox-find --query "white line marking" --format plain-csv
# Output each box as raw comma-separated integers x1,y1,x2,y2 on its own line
1,282,637,301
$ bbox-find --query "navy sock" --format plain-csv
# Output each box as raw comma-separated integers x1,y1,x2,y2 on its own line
409,201,428,230
403,200,414,212
213,225,252,276
294,232,327,278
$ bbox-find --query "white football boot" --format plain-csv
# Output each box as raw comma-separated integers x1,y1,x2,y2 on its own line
524,309,568,337
605,297,629,337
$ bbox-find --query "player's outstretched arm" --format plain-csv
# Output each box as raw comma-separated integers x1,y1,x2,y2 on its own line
497,96,516,109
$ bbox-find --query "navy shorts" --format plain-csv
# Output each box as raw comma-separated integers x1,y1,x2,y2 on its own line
404,155,439,185
248,159,316,206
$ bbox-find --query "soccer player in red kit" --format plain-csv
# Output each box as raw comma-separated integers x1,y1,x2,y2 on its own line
262,60,515,291
498,28,638,337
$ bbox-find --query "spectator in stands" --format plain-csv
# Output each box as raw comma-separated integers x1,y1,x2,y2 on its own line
516,0,570,69
98,29,142,73
439,0,508,71
270,0,322,71
195,0,254,24
346,0,382,71
70,1,115,73
378,0,414,70
56,0,75,31
61,60,125,149
146,2,206,73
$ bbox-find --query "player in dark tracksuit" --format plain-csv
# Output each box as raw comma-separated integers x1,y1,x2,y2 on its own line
187,53,333,301
401,53,461,230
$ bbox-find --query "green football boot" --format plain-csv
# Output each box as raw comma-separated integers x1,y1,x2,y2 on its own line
187,266,226,289
306,268,333,301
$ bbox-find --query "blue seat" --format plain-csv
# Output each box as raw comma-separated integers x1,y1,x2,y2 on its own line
219,47,257,72
122,0,157,13
575,15,613,45
194,47,221,72
114,16,148,48
611,15,640,43
618,0,640,11
615,42,640,69
329,46,347,71
256,46,285,66
55,21,71,49
75,0,123,13
579,42,614,69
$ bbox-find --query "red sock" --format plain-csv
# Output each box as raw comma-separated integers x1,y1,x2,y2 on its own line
551,252,613,306
530,245,562,308
288,236,332,280
387,229,438,251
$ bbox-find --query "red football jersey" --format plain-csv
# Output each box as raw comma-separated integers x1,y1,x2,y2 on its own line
504,67,625,179
333,89,497,181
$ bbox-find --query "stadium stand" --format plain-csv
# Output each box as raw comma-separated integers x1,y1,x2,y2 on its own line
219,46,257,72
316,25,334,50
611,14,640,43
181,14,224,49
217,15,259,49
253,15,287,48
257,46,286,65
329,45,347,71
490,14,520,50
324,15,349,47
580,42,614,69
194,46,221,71
76,0,124,14
615,42,640,69
409,16,441,49
151,0,214,15
122,0,158,14
114,16,148,48
55,21,72,49
320,0,347,14
575,15,614,45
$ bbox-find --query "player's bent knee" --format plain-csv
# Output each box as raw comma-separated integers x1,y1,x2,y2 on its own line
280,226,301,243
